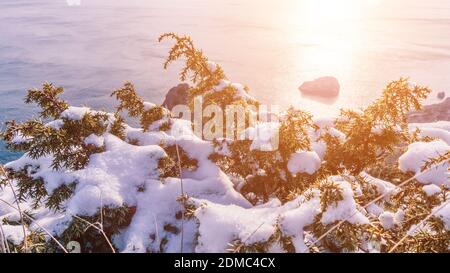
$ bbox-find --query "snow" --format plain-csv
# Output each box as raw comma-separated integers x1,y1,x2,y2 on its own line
231,83,256,102
311,140,327,161
0,185,22,222
11,133,33,144
68,134,167,215
30,212,71,237
104,130,252,252
245,122,280,151
433,202,450,230
5,154,75,194
1,104,449,252
371,125,384,135
287,151,321,175
193,200,279,253
321,177,369,225
45,119,64,130
378,211,396,230
60,106,91,120
206,61,218,72
394,209,405,225
313,117,335,129
280,190,321,252
2,225,25,245
117,175,250,253
124,126,167,146
212,79,230,92
192,190,321,253
378,209,405,230
409,124,450,145
422,184,441,197
372,124,401,136
408,201,450,234
398,140,449,186
328,128,347,141
308,118,346,160
1,112,257,252
148,118,171,132
143,101,156,111
360,172,398,199
84,134,105,147
409,121,450,133
210,79,255,102
169,119,196,138
366,203,384,217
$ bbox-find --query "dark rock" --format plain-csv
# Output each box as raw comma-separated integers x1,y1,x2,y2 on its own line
162,83,190,110
299,76,340,97
437,91,446,100
408,97,450,123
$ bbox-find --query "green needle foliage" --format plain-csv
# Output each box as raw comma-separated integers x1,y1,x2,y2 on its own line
0,33,447,253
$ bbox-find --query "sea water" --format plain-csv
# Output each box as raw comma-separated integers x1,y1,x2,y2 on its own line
1,0,450,162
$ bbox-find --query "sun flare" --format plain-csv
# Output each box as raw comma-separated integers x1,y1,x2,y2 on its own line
304,0,380,28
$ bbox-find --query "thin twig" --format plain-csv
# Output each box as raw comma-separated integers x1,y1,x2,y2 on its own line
0,222,9,253
71,214,116,253
388,200,449,253
100,192,104,230
310,159,448,248
0,198,68,253
231,221,266,253
151,212,160,246
174,139,185,253
1,165,28,252
6,181,29,252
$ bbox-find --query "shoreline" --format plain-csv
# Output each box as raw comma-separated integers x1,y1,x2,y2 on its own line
408,97,450,123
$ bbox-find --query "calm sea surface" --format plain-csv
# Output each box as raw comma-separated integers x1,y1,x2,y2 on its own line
1,0,450,162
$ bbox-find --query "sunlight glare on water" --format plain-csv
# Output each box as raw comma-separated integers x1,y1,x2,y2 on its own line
2,0,450,162
0,0,449,121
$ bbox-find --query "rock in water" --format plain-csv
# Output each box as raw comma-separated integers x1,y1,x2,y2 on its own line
437,91,446,100
162,83,190,110
299,76,340,97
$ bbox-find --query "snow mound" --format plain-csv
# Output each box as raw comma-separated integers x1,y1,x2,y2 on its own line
378,211,396,230
84,134,105,147
409,123,450,145
422,184,441,197
433,202,450,230
321,178,369,225
287,151,321,175
360,172,398,199
61,106,91,120
192,189,321,253
398,140,449,186
2,225,25,245
118,174,250,253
